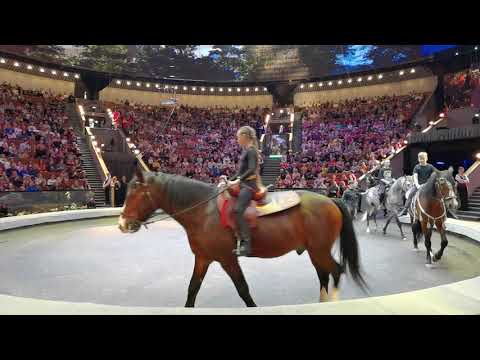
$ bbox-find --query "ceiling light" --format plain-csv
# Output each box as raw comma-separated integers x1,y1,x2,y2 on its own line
246,88,250,92
183,86,188,90
74,74,80,79
127,81,131,85
0,59,5,64
228,88,232,92
210,88,214,92
192,87,196,91
263,87,267,91
136,82,141,86
51,70,57,75
399,71,404,75
219,88,223,92
337,80,342,85
410,68,415,73
27,65,33,70
378,74,383,79
254,87,258,92
14,62,20,67
319,83,323,87
309,84,313,88
116,80,121,84
347,79,352,83
201,87,205,91
237,88,241,92
328,81,333,86
455,52,459,56
357,77,362,82
146,83,150,87
40,68,45,73
367,76,372,80
300,84,304,89
155,84,159,88
63,72,69,77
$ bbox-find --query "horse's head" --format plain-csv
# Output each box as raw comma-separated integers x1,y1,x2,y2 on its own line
400,176,415,193
118,168,158,233
435,167,459,209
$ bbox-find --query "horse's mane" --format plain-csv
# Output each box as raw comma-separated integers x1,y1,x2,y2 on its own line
421,170,439,198
148,172,216,209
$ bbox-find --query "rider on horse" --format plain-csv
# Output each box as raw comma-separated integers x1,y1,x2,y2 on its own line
377,159,394,207
228,126,263,257
399,151,438,216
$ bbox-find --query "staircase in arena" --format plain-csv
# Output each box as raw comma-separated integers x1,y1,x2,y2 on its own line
292,111,303,153
66,103,107,207
456,187,480,221
262,157,282,189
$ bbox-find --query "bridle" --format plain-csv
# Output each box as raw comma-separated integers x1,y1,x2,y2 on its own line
414,176,456,224
120,181,158,230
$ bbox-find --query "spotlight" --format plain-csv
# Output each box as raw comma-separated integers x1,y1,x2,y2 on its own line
74,74,80,79
337,80,342,85
127,81,131,85
367,76,373,80
309,84,313,88
378,74,383,79
319,83,323,87
347,79,352,83
146,83,150,88
14,62,20,67
51,70,57,75
455,52,459,56
237,88,241,92
476,152,480,160
40,68,45,73
246,88,250,92
357,77,362,82
27,65,33,70
116,80,121,85
300,84,304,89
192,87,197,91
475,46,478,51
328,81,333,86
210,88,214,92
399,71,405,75
0,59,5,63
403,140,408,145
254,87,258,92
410,68,415,73
439,113,445,118
136,82,141,86
475,113,479,117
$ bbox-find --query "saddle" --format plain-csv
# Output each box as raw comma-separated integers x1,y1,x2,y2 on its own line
216,182,301,230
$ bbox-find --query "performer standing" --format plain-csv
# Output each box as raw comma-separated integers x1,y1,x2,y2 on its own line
228,126,262,257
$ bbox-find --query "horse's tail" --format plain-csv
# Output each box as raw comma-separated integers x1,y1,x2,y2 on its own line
332,198,368,292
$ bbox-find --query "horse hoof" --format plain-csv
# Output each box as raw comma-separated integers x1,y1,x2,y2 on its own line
366,228,370,234
402,237,407,241
411,247,420,252
320,288,329,302
425,263,434,268
330,288,339,302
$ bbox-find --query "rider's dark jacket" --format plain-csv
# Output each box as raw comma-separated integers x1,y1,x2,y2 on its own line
231,146,258,190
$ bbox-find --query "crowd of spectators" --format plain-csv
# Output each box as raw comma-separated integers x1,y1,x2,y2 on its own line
108,102,269,184
276,93,428,192
0,82,90,192
444,69,480,110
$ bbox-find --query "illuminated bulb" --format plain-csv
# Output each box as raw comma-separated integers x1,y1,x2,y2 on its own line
146,83,150,88
246,88,249,92
0,59,5,63
228,88,232,92
476,153,480,160
40,68,45,73
237,88,241,92
126,138,131,142
348,79,352,83
134,149,140,155
210,88,214,92
116,80,121,84
328,81,333,86
263,87,267,91
201,87,205,91
219,88,223,92
475,46,478,51
165,85,169,89
367,76,373,80
309,84,313,88
127,81,131,85
378,74,383,79
254,88,258,92
319,83,323,87
92,141,98,147
403,140,408,145
27,65,33,70
192,87,196,91
429,121,434,125
63,72,68,77
455,52,459,56
14,62,20,67
338,80,342,85
74,74,79,79
410,68,415,73
51,70,57,75
357,77,362,82
183,86,187,90
174,86,178,90
136,82,141,86
300,84,304,89
399,71,404,75
439,113,445,118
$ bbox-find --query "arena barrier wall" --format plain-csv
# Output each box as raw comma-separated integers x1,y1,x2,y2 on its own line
0,67,75,95
0,210,479,314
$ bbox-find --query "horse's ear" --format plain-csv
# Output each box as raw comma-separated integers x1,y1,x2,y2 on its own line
135,167,145,183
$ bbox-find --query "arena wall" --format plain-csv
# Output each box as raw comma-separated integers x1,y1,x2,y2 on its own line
0,67,75,95
293,76,438,106
99,86,273,109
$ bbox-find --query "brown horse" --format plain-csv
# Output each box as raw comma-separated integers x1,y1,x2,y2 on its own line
409,168,458,266
118,168,367,307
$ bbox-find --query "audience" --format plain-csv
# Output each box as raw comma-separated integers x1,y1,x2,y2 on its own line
444,69,480,110
0,82,90,192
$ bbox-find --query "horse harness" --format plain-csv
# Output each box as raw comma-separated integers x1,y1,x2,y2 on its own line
410,180,450,228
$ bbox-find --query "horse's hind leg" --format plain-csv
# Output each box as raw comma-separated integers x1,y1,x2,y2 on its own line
185,256,212,308
395,215,407,241
383,214,393,235
308,251,340,302
422,220,434,266
220,258,256,307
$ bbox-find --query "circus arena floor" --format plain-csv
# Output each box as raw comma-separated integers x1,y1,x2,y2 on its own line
0,216,480,309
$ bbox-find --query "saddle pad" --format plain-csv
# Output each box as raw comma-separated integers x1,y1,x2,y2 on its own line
256,191,301,216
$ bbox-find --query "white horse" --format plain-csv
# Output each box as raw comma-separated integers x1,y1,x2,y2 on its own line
360,183,384,233
382,176,415,240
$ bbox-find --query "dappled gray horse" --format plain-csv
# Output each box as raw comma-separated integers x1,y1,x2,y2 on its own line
382,176,414,240
342,189,361,219
360,183,384,233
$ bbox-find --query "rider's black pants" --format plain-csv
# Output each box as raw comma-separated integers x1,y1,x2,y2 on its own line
234,180,257,240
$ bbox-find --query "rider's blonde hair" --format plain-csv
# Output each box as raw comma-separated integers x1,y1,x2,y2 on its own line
237,126,259,150
418,152,428,161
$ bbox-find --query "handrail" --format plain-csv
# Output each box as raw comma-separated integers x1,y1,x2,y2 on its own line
85,127,110,178
465,160,480,177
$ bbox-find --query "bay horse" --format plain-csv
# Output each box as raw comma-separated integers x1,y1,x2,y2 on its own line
118,168,367,308
409,168,458,266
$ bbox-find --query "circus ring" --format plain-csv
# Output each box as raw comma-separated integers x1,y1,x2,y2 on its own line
0,209,479,315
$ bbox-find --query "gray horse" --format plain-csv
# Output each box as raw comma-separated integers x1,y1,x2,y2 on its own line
360,183,384,233
382,176,415,240
342,188,361,219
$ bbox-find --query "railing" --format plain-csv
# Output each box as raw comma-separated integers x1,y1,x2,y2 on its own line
465,160,480,197
0,190,95,215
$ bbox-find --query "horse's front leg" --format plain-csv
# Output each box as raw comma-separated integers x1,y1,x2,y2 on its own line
433,220,448,262
383,213,393,235
185,255,212,308
395,214,407,241
220,257,256,307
